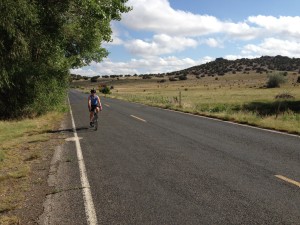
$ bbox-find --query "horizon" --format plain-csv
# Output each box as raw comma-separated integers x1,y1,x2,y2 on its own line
71,55,300,77
71,0,300,76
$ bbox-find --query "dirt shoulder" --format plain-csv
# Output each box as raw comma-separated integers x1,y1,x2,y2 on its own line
0,112,67,225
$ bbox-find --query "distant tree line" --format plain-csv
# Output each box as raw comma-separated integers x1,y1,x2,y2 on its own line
71,55,300,85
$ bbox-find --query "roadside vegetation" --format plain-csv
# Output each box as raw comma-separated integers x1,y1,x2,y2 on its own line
0,109,66,224
74,69,300,134
0,0,130,119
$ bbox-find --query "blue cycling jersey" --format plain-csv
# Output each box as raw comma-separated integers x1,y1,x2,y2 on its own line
90,95,99,105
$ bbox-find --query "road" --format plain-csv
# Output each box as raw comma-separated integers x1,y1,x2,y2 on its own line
41,90,300,225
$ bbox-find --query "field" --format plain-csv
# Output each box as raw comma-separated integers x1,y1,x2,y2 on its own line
73,72,300,134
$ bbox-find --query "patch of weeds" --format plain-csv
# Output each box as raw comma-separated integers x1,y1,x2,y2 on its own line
0,215,20,225
8,167,29,179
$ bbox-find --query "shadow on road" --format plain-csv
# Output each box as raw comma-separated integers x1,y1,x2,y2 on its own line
47,126,91,134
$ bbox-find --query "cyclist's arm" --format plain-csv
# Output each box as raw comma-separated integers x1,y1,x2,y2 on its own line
97,96,102,111
97,96,101,107
88,96,91,111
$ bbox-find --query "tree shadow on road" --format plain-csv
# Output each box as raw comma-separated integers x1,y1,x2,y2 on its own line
47,126,91,134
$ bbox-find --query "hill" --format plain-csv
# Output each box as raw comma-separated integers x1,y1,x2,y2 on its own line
71,55,300,81
167,55,300,78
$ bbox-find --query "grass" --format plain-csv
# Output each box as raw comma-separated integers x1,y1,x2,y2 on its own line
0,111,66,223
76,72,300,134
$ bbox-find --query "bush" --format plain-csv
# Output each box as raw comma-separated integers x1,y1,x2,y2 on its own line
178,75,187,80
297,76,300,83
266,73,286,88
157,79,166,83
169,77,177,81
101,86,111,95
91,76,100,82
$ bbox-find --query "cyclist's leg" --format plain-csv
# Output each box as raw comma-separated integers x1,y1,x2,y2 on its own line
90,106,95,126
90,111,94,121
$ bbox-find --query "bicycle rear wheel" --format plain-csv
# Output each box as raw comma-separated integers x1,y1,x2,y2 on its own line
93,112,98,131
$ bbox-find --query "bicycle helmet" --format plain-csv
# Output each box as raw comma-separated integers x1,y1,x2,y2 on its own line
91,89,96,93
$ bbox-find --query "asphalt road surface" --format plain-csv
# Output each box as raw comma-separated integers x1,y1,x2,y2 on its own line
50,90,300,225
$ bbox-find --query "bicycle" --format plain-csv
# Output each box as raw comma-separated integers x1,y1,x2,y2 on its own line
92,109,98,131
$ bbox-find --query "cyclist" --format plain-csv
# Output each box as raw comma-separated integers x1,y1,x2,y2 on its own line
88,89,102,127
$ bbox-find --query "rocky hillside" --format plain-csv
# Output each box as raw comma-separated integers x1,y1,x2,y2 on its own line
167,55,300,77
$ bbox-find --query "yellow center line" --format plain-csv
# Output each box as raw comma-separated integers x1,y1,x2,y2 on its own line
104,104,110,107
275,175,300,188
130,115,147,123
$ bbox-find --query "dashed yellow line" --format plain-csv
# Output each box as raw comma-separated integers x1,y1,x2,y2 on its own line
130,115,147,123
275,175,300,188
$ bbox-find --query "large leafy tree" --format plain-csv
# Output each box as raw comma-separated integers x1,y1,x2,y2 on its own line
0,0,130,118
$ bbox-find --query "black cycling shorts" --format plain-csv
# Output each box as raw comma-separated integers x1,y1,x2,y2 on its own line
90,105,98,112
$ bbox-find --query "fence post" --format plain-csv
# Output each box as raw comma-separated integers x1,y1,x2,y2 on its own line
179,91,182,108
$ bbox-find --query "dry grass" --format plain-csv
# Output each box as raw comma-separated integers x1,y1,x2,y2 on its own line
77,72,300,134
0,111,65,223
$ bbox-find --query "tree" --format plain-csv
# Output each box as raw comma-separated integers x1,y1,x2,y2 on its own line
0,0,131,118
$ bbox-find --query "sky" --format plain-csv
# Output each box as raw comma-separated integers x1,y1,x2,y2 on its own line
72,0,300,76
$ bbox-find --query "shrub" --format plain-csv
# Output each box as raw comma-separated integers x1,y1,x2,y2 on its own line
266,73,286,88
157,79,166,83
91,76,100,82
297,76,300,83
101,86,111,95
169,77,177,81
178,75,187,80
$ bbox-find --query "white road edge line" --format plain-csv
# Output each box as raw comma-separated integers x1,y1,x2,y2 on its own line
130,115,147,122
275,175,300,188
68,97,98,225
161,108,300,138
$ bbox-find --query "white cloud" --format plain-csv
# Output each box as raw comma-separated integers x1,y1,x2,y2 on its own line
123,0,261,40
124,34,198,56
123,0,222,36
70,68,99,77
224,54,259,61
71,56,214,76
248,15,300,39
242,38,300,57
203,38,223,48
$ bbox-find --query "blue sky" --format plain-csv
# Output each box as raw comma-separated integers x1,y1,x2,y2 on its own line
72,0,300,76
